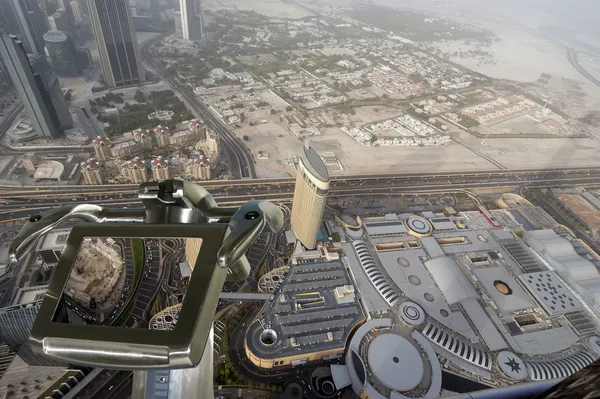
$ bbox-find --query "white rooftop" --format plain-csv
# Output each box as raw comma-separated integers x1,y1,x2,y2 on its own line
367,334,424,392
473,267,534,313
13,285,48,306
424,256,478,305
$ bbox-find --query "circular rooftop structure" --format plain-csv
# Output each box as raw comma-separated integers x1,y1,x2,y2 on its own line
406,216,432,237
150,304,181,330
368,334,424,391
399,301,426,326
258,266,288,294
42,30,68,43
497,351,526,381
300,144,329,183
586,336,600,357
343,318,441,399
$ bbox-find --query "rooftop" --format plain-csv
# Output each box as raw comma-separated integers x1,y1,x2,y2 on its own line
33,161,64,180
35,228,71,252
246,258,364,360
300,144,329,182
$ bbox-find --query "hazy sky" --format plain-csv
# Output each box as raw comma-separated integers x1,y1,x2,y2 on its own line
482,0,600,34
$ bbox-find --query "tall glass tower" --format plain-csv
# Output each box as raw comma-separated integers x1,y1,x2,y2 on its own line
0,35,72,139
88,0,145,87
179,0,204,41
12,0,50,55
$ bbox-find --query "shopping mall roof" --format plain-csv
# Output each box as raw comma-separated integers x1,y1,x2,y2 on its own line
423,256,478,305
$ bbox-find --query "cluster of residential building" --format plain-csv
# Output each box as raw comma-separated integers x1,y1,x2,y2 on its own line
462,96,539,125
82,119,219,184
342,114,449,146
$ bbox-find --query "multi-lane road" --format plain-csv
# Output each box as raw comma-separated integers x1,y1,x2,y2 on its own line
1,167,600,222
140,34,256,179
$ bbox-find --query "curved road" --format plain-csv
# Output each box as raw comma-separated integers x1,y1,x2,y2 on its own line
565,47,600,88
140,33,256,179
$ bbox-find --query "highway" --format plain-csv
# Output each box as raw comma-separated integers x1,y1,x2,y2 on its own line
566,47,600,88
1,166,600,194
2,170,600,222
140,34,256,179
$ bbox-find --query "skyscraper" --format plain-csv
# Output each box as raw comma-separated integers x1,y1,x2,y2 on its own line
57,0,76,27
0,35,72,139
44,31,81,77
0,1,23,39
290,143,330,249
88,0,145,87
70,1,84,22
0,301,67,366
12,0,50,55
48,9,74,32
179,0,203,41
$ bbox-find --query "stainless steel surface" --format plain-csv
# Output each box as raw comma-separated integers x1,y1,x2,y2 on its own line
167,326,214,399
218,200,284,281
9,180,285,397
9,204,145,263
29,223,229,369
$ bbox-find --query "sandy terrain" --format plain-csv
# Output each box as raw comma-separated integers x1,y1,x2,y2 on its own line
205,0,313,19
354,106,401,125
555,193,600,230
450,128,600,170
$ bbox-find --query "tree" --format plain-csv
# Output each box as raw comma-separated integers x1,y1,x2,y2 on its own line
64,92,72,102
90,106,98,114
243,135,249,141
240,113,245,122
134,90,146,103
270,109,276,115
285,105,293,112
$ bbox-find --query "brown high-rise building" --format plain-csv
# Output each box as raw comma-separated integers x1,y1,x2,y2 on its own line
154,125,170,148
290,144,329,249
151,156,171,181
93,136,112,160
124,157,148,183
81,158,103,185
133,129,153,150
186,152,211,180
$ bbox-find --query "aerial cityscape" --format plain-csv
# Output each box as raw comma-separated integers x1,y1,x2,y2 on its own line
1,0,600,398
